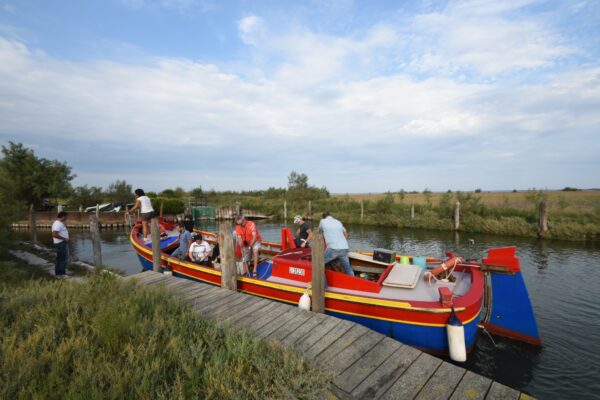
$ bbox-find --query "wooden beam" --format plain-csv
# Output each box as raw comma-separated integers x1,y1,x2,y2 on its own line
311,228,325,313
219,223,237,291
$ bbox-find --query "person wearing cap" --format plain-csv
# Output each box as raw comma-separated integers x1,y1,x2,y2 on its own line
319,211,354,276
51,211,69,277
294,215,313,248
235,215,262,277
189,233,212,266
171,222,193,260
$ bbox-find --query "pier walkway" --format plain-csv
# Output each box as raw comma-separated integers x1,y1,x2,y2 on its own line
129,271,532,400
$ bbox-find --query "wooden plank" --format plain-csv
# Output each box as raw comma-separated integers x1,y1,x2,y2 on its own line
379,353,442,400
304,319,356,360
196,291,243,316
333,337,402,393
230,300,282,328
180,285,220,301
218,296,264,325
485,382,520,400
281,313,330,346
311,228,325,313
449,370,492,400
243,303,292,332
313,323,369,364
133,271,165,285
415,361,466,400
189,289,236,311
186,286,230,305
255,308,299,338
351,344,421,399
203,295,250,319
325,329,384,375
266,311,314,342
294,315,344,353
177,282,216,299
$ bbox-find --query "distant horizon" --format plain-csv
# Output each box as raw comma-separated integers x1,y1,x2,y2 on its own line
1,1,599,192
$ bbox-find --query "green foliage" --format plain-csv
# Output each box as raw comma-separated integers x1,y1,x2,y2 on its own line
455,191,485,215
189,186,203,198
0,274,329,399
561,187,580,192
69,185,104,208
288,171,308,190
0,141,74,209
106,180,134,205
159,189,178,198
525,189,548,208
152,197,184,214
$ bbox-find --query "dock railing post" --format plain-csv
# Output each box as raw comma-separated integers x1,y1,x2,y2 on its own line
151,218,162,272
311,228,325,313
29,204,37,244
219,223,237,291
90,213,103,266
453,201,460,231
538,201,548,237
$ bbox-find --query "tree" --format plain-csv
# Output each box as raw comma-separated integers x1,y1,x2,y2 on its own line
288,171,308,190
106,180,134,205
0,142,75,209
190,186,203,198
70,185,104,208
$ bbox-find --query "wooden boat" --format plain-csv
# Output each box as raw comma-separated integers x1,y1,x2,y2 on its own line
130,222,541,356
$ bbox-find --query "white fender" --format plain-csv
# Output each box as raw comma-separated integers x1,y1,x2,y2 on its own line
447,310,467,362
298,292,311,311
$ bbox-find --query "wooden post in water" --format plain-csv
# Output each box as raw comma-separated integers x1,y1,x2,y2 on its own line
159,202,164,218
311,228,325,313
29,204,37,243
151,218,162,272
360,200,364,223
95,204,100,220
453,201,460,231
538,201,548,237
284,200,287,221
219,223,237,291
90,214,103,266
411,202,415,220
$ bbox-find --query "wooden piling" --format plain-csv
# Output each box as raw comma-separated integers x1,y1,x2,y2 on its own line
29,204,37,243
219,223,237,291
90,214,103,266
311,228,325,313
151,218,162,272
411,202,415,220
360,200,364,223
454,201,460,231
284,200,287,221
160,202,164,218
538,201,548,237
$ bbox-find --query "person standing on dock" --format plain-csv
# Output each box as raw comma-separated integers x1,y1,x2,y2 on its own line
293,215,313,248
319,211,353,276
235,215,262,277
51,211,69,277
127,188,154,242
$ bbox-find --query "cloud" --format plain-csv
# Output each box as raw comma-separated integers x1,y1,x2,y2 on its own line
238,15,265,45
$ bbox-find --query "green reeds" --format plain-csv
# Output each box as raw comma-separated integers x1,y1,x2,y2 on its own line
0,271,329,399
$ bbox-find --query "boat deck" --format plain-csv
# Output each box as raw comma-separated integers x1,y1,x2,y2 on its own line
128,271,533,400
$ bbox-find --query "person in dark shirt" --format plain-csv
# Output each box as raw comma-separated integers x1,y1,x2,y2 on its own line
293,215,313,248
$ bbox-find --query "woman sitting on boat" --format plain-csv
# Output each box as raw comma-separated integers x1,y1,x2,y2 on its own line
189,233,212,266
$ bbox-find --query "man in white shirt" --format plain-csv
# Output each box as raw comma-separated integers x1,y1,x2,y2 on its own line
51,211,69,277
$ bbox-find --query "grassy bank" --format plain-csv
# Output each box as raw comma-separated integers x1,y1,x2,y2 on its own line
0,261,329,399
210,190,600,241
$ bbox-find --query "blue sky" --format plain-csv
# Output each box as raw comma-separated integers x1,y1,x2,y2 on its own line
0,0,599,193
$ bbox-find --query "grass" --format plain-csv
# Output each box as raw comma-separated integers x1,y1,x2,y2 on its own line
0,260,330,399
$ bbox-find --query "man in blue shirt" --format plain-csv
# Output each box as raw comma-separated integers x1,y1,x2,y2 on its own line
171,222,193,260
318,211,354,276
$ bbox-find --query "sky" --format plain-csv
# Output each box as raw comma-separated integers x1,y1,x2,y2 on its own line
0,0,599,193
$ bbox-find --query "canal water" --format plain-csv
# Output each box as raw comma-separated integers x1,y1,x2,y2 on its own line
18,222,600,399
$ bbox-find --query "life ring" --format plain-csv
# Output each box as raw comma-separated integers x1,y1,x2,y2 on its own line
424,256,462,281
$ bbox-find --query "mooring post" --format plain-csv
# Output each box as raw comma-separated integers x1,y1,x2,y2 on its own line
360,199,364,222
538,200,548,237
411,202,415,220
219,223,237,291
90,214,103,266
29,204,37,244
454,201,460,231
151,218,162,272
284,200,287,221
311,228,325,313
160,202,164,218
95,204,100,220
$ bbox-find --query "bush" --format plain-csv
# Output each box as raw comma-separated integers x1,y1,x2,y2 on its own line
151,197,185,214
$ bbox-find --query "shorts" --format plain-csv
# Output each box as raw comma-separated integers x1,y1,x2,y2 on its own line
140,211,154,221
242,242,261,263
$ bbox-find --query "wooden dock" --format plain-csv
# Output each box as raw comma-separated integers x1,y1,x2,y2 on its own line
128,271,532,400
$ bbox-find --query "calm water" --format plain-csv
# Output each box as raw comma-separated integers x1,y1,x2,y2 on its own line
18,222,600,399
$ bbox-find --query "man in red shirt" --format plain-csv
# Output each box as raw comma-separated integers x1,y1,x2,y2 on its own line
235,215,262,277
